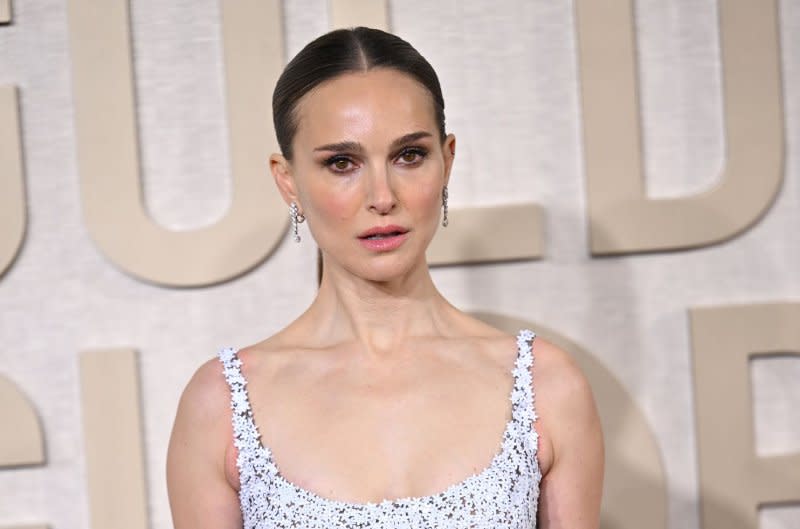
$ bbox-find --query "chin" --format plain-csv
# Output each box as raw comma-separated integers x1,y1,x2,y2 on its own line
350,251,425,283
320,230,434,283
357,260,414,283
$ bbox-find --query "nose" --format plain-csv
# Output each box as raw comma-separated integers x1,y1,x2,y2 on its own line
367,165,397,215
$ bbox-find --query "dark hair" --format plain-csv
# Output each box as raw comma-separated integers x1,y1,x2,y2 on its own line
272,27,446,160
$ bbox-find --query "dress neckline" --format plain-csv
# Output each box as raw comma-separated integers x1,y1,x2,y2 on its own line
230,329,535,509
264,418,516,509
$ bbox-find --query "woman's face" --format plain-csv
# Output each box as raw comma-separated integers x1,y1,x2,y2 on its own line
272,68,455,283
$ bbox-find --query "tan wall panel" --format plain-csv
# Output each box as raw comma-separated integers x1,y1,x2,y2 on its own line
578,0,784,254
0,0,10,24
474,312,667,529
427,205,543,265
0,86,26,277
0,2,798,529
79,348,147,529
329,0,388,30
66,0,286,286
0,375,44,467
690,303,800,529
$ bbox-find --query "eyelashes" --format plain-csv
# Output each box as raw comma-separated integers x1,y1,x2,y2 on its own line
323,155,356,173
322,146,429,174
396,146,428,165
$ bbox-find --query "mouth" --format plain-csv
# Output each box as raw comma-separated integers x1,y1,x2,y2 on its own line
357,225,410,251
360,230,407,240
357,225,410,239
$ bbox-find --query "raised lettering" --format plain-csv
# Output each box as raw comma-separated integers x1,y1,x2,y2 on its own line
0,374,47,529
329,0,388,30
577,0,784,254
0,0,10,24
79,348,148,529
690,303,800,529
0,375,44,466
0,86,26,278
66,0,286,286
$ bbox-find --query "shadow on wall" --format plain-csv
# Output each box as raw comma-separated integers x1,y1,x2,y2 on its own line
472,310,745,529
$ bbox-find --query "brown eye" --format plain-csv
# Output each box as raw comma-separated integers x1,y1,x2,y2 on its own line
326,156,356,173
402,151,418,163
396,147,427,165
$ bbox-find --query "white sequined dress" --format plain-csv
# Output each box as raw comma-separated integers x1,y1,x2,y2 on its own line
218,329,541,528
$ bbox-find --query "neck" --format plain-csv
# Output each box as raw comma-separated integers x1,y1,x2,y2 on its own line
301,256,453,357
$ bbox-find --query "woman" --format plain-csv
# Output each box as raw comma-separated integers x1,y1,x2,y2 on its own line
167,27,603,528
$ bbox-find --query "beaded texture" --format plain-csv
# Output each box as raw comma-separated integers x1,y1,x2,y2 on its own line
218,329,541,528
441,186,449,227
289,202,302,243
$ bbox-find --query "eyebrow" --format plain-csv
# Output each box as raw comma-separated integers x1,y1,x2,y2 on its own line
313,131,433,154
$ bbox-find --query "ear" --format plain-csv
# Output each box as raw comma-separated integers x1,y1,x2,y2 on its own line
442,133,456,187
270,153,301,208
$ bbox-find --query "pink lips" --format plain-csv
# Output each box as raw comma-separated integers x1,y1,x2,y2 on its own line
357,225,409,252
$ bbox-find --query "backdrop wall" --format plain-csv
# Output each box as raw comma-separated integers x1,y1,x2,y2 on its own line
0,1,798,529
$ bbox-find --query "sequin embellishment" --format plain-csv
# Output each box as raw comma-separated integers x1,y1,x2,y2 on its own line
218,329,541,528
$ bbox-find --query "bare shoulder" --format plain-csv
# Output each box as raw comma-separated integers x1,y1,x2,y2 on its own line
526,337,604,525
169,353,234,465
166,353,243,528
529,335,603,477
530,336,595,410
169,344,287,443
176,354,233,427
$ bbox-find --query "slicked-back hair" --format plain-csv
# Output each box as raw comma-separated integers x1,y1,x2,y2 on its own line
272,27,446,160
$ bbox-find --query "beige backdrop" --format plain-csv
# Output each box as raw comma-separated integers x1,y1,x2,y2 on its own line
0,1,798,529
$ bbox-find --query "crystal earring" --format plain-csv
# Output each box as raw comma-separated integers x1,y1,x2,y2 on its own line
290,202,305,242
441,185,449,227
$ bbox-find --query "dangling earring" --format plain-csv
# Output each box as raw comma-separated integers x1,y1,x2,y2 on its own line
441,186,449,227
290,202,305,242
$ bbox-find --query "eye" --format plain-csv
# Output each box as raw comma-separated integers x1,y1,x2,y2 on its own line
325,156,357,174
396,147,428,166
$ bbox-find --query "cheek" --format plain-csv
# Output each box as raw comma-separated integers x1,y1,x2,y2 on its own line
403,179,442,217
291,159,363,224
305,181,362,223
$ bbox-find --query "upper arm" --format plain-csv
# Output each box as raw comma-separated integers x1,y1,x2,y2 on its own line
167,357,243,529
534,340,604,529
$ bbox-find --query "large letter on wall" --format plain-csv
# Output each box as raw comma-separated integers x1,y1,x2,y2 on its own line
690,303,800,529
0,375,47,529
0,0,10,23
0,89,26,278
80,349,147,529
66,1,286,286
474,312,667,529
0,375,44,466
577,0,784,254
329,0,388,29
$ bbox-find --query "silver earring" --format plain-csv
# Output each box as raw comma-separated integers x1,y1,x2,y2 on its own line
441,186,449,227
290,202,305,242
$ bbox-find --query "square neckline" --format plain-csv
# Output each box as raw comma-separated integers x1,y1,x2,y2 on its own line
225,329,537,509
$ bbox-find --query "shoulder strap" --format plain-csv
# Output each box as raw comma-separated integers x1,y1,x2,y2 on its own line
511,329,538,426
217,348,262,454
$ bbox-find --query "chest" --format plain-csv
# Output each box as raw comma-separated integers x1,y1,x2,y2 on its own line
231,356,526,502
218,335,545,528
231,350,528,501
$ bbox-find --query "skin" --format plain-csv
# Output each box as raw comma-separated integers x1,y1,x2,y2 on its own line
167,67,603,528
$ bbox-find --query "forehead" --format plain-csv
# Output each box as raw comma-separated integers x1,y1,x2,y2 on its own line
293,68,438,147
